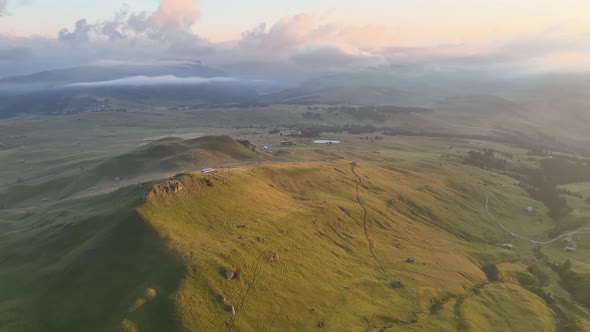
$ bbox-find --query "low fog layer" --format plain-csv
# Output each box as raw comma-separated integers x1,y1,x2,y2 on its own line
66,76,235,88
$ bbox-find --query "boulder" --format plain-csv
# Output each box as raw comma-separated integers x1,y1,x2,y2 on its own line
225,269,236,280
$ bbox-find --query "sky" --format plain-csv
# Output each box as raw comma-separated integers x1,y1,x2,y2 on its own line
0,0,589,77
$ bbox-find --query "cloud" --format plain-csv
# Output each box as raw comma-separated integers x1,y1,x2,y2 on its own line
151,0,199,32
239,13,390,53
58,19,92,42
291,45,386,68
0,0,7,16
1,5,590,79
167,34,216,56
66,75,234,88
59,0,200,43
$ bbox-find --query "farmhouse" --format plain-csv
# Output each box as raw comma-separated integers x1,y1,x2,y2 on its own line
313,140,341,144
564,238,576,252
201,168,216,174
502,243,513,250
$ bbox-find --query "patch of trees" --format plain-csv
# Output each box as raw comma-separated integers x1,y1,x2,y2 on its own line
527,264,551,286
295,124,380,137
557,188,584,199
518,156,590,219
482,264,500,282
319,105,433,121
552,260,590,309
302,112,322,120
360,136,384,141
268,128,280,135
519,176,571,220
464,150,509,170
465,151,590,221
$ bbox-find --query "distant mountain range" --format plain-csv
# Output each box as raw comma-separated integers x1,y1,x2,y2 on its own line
0,59,226,85
0,59,271,117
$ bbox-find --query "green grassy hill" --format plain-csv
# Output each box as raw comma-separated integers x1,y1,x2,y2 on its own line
134,155,590,331
1,136,589,331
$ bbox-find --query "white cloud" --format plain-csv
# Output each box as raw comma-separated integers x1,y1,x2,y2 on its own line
1,5,590,78
0,0,7,16
58,0,200,42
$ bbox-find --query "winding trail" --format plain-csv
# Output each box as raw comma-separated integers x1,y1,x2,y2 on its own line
223,251,267,332
351,163,388,278
482,190,590,245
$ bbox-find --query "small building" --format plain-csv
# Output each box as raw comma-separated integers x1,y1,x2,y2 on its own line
201,168,216,174
313,140,341,144
564,238,576,252
502,243,513,250
525,206,534,213
280,140,296,146
406,257,415,263
287,130,302,136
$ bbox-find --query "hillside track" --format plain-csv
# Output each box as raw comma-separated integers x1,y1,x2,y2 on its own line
351,164,388,279
223,251,267,332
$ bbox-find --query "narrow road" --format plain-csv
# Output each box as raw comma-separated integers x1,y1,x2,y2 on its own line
482,190,590,246
351,163,387,278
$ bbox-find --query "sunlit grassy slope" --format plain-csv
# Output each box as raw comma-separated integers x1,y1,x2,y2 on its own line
136,152,588,331
2,136,589,331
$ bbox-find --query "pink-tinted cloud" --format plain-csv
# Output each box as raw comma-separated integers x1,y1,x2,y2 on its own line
59,0,200,42
151,0,199,32
240,13,390,53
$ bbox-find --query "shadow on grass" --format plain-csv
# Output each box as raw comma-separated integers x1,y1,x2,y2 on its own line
34,197,186,331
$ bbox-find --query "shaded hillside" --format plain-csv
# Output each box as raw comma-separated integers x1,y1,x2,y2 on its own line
0,136,263,209
0,84,259,117
0,59,268,117
259,85,416,106
0,186,185,332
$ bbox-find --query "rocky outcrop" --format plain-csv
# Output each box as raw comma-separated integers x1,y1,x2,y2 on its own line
145,179,185,200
